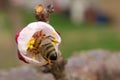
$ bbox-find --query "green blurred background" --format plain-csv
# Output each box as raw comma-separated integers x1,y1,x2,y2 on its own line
0,0,120,69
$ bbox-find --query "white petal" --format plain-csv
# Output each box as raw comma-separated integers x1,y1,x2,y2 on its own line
17,21,61,64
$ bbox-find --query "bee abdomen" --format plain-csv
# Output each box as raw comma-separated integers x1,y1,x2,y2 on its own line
42,43,56,59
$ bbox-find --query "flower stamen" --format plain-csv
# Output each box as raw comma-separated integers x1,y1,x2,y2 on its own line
27,37,35,50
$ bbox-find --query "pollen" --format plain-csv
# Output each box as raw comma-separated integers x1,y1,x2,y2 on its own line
27,37,35,49
51,42,56,46
29,45,33,49
35,5,43,14
53,39,58,42
30,40,35,45
52,31,56,35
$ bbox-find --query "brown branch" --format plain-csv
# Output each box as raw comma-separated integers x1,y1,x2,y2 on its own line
50,56,67,80
34,4,68,80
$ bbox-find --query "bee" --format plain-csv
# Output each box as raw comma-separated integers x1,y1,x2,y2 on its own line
40,41,58,61
27,34,59,63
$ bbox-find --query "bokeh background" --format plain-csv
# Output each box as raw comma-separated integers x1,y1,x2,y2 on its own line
0,0,120,69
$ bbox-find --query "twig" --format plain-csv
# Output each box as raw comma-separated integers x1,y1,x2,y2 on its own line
50,56,67,80
34,4,67,80
34,4,54,23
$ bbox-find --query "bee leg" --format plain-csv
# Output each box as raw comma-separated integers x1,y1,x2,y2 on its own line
48,36,59,43
45,35,57,42
46,35,54,39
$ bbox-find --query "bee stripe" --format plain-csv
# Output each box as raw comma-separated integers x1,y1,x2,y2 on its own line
42,43,54,53
43,43,50,46
41,43,55,59
45,44,53,50
46,48,55,58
